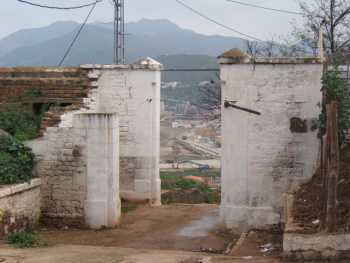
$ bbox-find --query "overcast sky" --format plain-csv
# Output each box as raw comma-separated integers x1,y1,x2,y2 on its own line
0,0,303,40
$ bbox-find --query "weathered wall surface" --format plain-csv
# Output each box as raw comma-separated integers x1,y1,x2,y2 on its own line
29,113,120,229
219,56,322,229
29,126,87,227
82,62,161,204
75,113,120,229
0,178,41,236
0,68,92,133
0,61,161,227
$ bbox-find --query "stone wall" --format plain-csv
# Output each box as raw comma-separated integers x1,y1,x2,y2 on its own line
0,67,93,133
219,51,323,229
29,126,87,227
29,113,120,229
81,60,162,204
0,60,161,227
0,178,41,236
0,67,91,104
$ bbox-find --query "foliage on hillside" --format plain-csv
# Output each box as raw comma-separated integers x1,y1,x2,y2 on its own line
318,67,350,145
0,136,35,184
0,109,42,141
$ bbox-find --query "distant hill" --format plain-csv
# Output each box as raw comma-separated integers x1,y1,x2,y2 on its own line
0,21,79,58
0,19,247,67
156,54,219,82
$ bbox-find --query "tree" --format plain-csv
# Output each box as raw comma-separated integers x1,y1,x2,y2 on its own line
194,74,221,113
297,0,350,58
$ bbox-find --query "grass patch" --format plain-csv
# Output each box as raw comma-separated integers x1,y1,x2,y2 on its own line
121,201,138,214
161,176,213,191
161,169,220,204
7,227,42,248
160,169,220,179
160,169,219,190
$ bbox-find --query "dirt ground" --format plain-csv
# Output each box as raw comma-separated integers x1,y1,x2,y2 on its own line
37,204,235,253
0,204,347,262
293,145,350,233
0,203,347,262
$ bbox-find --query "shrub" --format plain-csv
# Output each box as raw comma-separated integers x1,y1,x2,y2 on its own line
7,226,39,248
0,136,35,184
0,110,42,141
319,67,350,145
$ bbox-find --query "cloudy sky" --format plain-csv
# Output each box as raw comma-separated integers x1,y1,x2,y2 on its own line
0,0,303,40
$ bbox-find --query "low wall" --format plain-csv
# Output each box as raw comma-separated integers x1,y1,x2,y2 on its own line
283,194,350,261
0,178,41,236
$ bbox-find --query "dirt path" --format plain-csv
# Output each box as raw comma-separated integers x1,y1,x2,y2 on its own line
0,204,345,262
39,204,235,252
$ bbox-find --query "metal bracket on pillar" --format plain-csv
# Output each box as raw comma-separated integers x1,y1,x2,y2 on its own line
224,100,261,116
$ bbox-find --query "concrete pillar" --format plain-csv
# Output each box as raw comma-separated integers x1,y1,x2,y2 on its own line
86,59,162,204
218,50,322,230
74,113,120,229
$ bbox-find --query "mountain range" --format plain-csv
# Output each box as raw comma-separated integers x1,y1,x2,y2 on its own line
0,19,247,67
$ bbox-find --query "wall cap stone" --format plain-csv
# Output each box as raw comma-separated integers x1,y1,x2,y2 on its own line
218,48,322,65
0,67,81,73
80,57,163,71
0,178,41,199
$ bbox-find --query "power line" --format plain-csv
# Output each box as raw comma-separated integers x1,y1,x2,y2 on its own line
58,3,97,66
175,0,263,42
17,0,102,10
226,0,303,15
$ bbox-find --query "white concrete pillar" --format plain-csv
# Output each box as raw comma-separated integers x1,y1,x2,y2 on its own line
74,113,121,229
218,51,322,230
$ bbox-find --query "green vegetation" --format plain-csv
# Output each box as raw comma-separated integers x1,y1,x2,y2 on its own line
121,201,138,214
21,88,42,99
319,67,350,145
160,169,220,191
161,169,220,204
7,226,41,248
0,136,35,184
160,169,220,179
0,109,43,141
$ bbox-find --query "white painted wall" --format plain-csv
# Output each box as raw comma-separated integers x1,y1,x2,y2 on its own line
28,60,161,228
84,63,161,204
74,113,120,229
220,63,323,229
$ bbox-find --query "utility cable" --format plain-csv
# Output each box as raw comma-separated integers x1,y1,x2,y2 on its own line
58,3,97,66
175,0,263,42
17,0,102,10
226,0,303,15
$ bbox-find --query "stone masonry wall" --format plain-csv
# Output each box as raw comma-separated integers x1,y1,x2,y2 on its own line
29,127,87,227
0,179,41,236
3,62,160,227
219,56,323,229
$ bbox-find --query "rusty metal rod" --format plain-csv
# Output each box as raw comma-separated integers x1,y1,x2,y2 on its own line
224,101,261,115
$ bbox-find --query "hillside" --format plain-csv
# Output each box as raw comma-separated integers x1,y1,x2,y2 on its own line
0,19,246,67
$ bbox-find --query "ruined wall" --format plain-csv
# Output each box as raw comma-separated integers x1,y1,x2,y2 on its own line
0,61,161,227
82,61,161,204
29,113,120,229
0,179,41,236
219,55,322,229
0,67,92,133
29,126,87,227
